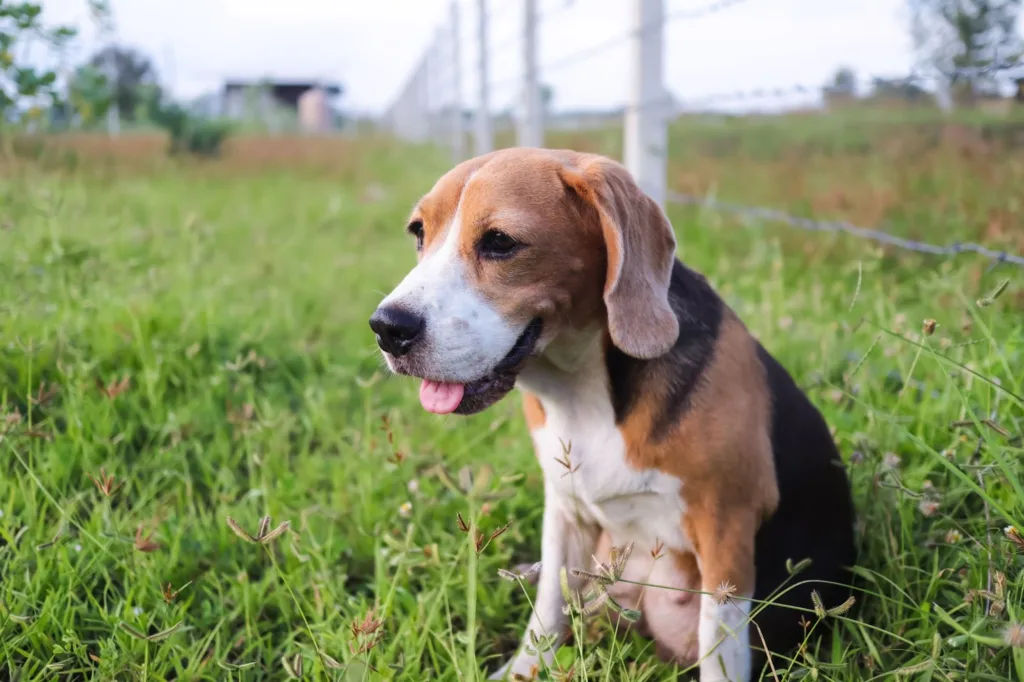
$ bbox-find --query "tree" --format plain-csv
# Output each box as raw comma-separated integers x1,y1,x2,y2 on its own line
830,67,857,95
909,0,1024,102
0,2,77,124
85,45,160,121
141,83,233,157
870,77,934,103
822,67,858,107
67,63,112,126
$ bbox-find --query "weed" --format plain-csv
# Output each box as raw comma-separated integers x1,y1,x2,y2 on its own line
0,126,1021,680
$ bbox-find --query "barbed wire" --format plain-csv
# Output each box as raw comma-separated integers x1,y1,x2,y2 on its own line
479,67,1024,120
421,0,1022,117
401,60,1024,136
675,61,1024,108
432,0,572,97
487,0,755,92
668,0,752,20
642,62,1024,110
387,3,1024,274
446,67,1024,132
539,0,581,21
666,191,1024,269
395,0,1022,117
457,57,1024,119
483,0,521,26
670,81,873,109
488,0,583,57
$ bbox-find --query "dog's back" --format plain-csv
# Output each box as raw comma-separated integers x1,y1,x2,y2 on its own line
602,256,858,677
609,257,858,677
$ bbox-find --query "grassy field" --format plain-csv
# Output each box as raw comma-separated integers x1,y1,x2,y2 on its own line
1,117,1023,681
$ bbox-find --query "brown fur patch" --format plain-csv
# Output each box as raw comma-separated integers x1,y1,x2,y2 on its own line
454,151,607,330
409,156,487,256
618,311,778,595
522,392,546,431
557,156,679,358
410,149,610,337
671,550,702,596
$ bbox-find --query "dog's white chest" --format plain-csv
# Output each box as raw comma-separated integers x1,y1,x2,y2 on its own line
518,367,690,553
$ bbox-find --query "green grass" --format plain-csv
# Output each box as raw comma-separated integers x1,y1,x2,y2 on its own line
1,128,1023,681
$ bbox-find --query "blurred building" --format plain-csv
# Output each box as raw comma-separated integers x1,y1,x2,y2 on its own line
297,87,331,133
191,79,343,132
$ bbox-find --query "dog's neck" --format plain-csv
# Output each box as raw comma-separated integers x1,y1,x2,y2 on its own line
517,260,726,425
517,323,606,400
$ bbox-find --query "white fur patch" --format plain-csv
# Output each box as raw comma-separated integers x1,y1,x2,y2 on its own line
519,332,691,554
698,593,752,682
378,179,522,382
493,331,693,677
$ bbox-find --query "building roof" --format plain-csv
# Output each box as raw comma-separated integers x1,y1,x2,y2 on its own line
223,80,342,96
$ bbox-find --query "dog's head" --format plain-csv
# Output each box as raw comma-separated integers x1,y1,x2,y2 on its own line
369,148,679,415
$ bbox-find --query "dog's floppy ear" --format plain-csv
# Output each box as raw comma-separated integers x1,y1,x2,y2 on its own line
559,155,679,359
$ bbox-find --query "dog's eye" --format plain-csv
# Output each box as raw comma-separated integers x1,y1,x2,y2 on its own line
479,230,520,258
407,220,424,249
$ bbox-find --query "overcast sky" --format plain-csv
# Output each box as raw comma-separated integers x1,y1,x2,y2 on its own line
36,0,1014,115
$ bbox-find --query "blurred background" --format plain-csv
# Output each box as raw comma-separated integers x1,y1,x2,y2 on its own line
7,0,1023,252
2,2,1023,680
17,0,1024,130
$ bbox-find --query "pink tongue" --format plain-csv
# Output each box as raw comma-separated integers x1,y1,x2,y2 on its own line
419,380,465,414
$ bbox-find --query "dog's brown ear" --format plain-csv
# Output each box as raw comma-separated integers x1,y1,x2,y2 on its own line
559,155,679,359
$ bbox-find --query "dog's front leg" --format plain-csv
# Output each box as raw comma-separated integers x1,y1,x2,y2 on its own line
693,511,757,682
489,488,598,680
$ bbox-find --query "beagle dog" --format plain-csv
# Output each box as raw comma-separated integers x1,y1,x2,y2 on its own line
369,148,857,681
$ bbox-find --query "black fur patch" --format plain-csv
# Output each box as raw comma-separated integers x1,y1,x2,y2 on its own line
748,343,858,679
605,259,724,441
604,257,857,679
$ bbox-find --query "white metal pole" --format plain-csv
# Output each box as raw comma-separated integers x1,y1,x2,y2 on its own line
399,74,415,140
428,29,445,145
416,55,431,143
450,0,465,161
518,0,543,148
390,86,403,139
475,0,493,155
425,39,435,143
624,0,666,208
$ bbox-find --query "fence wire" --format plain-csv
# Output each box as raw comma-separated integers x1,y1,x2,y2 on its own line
668,0,754,20
488,0,754,92
667,191,1024,270
384,0,1024,271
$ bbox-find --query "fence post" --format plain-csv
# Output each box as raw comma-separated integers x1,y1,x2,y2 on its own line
389,80,404,139
415,55,431,143
517,0,543,148
450,0,465,161
429,28,448,145
400,73,416,141
624,0,666,208
425,33,436,143
474,0,493,155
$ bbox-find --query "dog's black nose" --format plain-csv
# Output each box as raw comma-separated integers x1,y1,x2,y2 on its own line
369,306,424,357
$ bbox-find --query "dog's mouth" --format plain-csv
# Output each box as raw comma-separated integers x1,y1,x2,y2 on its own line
419,318,543,416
